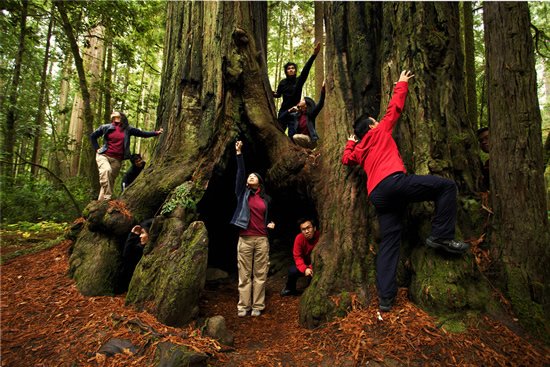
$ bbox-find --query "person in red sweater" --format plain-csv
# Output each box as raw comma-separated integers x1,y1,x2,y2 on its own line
280,218,320,296
341,70,469,312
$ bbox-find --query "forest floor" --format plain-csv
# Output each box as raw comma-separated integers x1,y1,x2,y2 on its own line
1,235,549,367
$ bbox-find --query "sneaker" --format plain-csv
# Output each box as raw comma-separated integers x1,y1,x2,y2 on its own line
237,310,247,317
426,236,469,254
251,309,261,317
280,288,296,297
379,297,395,312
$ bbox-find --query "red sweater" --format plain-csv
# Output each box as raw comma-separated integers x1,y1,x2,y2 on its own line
104,124,125,160
342,81,408,195
240,189,268,236
293,231,319,273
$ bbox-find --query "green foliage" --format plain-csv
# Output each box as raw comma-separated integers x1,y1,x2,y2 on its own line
160,181,203,216
0,175,89,224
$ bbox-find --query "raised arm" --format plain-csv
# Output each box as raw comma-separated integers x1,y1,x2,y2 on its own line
377,70,414,132
295,42,321,88
310,82,326,119
234,140,246,196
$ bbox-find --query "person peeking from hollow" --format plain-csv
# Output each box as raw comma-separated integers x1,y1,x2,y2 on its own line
230,140,275,318
279,81,325,150
121,219,153,291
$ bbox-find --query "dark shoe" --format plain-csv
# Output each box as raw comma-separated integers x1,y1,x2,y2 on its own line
426,236,469,254
280,288,296,297
379,297,395,312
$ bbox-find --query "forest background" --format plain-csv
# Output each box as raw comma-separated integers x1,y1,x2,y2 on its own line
0,1,547,225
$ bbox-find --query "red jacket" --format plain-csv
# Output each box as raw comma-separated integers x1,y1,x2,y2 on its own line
293,231,320,273
342,81,409,195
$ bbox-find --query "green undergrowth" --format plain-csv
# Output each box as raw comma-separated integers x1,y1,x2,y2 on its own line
0,221,68,264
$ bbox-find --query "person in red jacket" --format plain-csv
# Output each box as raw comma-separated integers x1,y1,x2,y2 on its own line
341,70,469,312
280,218,320,296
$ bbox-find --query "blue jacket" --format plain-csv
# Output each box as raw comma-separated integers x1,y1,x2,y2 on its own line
230,154,271,230
90,124,158,160
279,88,325,143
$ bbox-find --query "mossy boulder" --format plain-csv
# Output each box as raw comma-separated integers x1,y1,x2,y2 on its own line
126,220,208,327
68,224,122,296
154,341,208,367
409,246,491,312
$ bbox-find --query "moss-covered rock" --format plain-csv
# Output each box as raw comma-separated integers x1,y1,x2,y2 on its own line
68,224,122,296
126,220,208,327
153,341,208,367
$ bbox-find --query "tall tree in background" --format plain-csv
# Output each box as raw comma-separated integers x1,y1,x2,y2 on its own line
30,3,55,176
2,0,28,182
484,1,549,338
54,1,97,188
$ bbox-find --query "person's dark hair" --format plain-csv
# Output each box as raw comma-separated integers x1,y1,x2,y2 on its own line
140,218,154,233
353,114,373,140
120,112,129,129
297,217,316,228
303,97,315,116
477,127,488,137
283,62,297,76
130,153,142,164
248,172,268,199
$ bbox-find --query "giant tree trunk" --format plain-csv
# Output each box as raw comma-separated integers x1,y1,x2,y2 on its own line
484,2,550,339
71,1,306,322
300,2,487,328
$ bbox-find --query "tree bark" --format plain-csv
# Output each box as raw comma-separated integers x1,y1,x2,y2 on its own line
314,2,325,135
462,1,478,130
2,0,28,182
31,5,55,176
484,1,550,339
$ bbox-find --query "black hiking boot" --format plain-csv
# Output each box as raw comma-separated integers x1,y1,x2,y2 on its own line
280,288,296,297
425,236,469,254
379,296,395,312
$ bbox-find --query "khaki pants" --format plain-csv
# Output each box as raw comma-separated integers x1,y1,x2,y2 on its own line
237,236,270,312
293,134,317,149
96,153,122,201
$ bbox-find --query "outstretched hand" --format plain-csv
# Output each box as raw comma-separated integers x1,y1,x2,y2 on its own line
348,134,358,143
321,80,326,92
235,140,243,154
313,42,321,55
398,70,415,83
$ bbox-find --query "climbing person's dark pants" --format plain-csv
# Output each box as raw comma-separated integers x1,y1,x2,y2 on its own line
369,172,457,299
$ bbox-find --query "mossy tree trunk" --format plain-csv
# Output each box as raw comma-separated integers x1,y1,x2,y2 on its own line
300,2,487,328
484,2,550,339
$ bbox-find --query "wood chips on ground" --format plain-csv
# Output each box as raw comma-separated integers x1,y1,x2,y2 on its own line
1,240,548,366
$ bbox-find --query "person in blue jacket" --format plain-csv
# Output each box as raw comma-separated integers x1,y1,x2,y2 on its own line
90,112,163,200
230,140,275,317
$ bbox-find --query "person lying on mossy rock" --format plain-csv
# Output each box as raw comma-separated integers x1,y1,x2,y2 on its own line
280,218,320,297
341,70,469,313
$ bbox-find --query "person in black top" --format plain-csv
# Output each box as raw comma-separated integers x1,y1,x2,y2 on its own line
274,43,321,130
121,154,146,192
121,219,153,291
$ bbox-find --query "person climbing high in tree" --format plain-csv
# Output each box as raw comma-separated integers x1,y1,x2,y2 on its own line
273,42,321,131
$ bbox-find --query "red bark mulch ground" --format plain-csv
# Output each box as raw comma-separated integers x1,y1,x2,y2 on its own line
1,240,548,366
